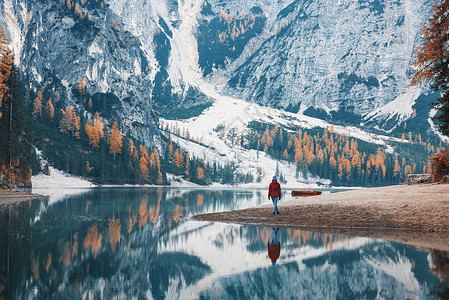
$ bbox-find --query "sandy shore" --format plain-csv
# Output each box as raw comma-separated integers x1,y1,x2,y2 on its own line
0,189,46,206
193,183,449,251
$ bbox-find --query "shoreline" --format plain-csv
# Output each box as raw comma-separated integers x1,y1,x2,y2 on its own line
192,183,449,251
0,188,47,207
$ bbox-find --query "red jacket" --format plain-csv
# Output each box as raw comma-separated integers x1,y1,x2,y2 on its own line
268,242,281,263
268,180,281,199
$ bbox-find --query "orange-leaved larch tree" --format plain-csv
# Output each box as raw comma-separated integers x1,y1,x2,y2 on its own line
59,106,80,139
0,23,12,119
33,91,43,119
46,99,54,120
393,157,401,179
412,0,449,135
197,166,204,179
109,121,122,160
83,224,102,259
139,145,149,181
128,139,139,170
283,149,289,160
173,149,184,168
128,139,137,159
94,112,104,138
85,124,100,149
78,77,85,96
152,148,162,184
108,217,121,253
430,148,449,181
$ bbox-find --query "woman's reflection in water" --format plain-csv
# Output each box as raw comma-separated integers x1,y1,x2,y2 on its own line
268,228,281,267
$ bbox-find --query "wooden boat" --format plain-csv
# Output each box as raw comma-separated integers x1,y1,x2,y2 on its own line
291,190,322,197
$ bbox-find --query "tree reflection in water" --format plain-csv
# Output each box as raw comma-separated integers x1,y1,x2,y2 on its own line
0,188,448,299
430,250,449,299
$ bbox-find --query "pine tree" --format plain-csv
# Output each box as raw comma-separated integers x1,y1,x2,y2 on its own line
0,64,37,183
109,121,122,160
185,152,190,175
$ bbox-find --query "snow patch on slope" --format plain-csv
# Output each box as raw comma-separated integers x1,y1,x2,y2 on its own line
167,0,203,93
163,94,404,186
2,0,32,66
32,149,94,202
169,132,327,188
161,0,411,185
32,167,94,189
32,167,94,205
363,86,421,131
428,108,449,144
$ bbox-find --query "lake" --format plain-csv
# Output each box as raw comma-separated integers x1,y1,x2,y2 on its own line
1,188,447,299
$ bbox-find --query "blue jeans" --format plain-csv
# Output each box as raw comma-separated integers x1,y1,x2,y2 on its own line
271,228,279,244
271,197,279,213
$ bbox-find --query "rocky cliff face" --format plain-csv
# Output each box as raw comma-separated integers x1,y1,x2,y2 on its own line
221,0,432,116
107,0,434,125
1,0,435,136
1,0,161,145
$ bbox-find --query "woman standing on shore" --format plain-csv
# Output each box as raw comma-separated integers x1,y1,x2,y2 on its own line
268,176,281,215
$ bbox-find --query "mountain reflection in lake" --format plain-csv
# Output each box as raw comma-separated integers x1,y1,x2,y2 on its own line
1,188,448,299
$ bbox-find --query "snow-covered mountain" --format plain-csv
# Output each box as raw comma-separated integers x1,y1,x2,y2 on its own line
1,0,162,145
2,0,435,128
108,0,434,121
222,0,432,114
2,0,444,188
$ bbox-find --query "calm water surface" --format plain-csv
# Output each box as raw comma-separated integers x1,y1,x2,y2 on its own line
1,188,448,299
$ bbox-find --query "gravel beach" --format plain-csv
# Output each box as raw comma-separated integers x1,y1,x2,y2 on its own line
193,183,449,251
